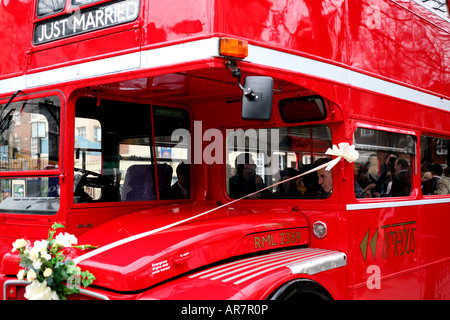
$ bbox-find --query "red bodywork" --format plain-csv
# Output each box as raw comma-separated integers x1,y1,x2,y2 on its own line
0,0,449,300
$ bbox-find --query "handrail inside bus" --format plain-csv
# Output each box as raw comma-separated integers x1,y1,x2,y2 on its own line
354,143,415,155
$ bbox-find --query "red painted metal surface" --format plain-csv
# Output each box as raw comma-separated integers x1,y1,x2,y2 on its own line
68,204,309,292
0,1,449,99
137,248,347,300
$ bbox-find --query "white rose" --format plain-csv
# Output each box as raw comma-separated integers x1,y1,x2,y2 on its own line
12,239,28,252
27,269,37,281
41,252,52,261
17,269,25,281
24,280,59,300
33,240,49,253
29,249,39,261
43,268,52,278
54,232,78,247
32,260,42,270
29,240,51,261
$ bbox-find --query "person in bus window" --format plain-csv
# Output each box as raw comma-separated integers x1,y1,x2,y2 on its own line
422,165,437,195
316,158,332,199
170,162,190,199
228,153,269,199
356,164,380,197
354,181,366,198
275,168,302,199
424,164,450,195
2,189,11,201
298,164,320,199
390,158,411,197
421,171,432,184
378,154,397,196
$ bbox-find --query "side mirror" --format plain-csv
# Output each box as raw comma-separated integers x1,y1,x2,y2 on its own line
241,76,273,121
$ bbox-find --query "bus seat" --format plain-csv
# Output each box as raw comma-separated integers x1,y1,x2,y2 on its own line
121,164,173,201
121,164,155,201
157,163,173,200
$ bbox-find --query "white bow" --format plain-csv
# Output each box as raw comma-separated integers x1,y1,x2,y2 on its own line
324,142,359,171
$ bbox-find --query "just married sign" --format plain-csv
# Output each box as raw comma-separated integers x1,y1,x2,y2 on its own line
33,0,140,45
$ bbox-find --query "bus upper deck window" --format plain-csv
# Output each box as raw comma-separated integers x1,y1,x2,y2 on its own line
279,96,326,123
37,0,65,17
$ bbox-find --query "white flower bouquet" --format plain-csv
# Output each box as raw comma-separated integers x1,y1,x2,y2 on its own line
12,223,97,300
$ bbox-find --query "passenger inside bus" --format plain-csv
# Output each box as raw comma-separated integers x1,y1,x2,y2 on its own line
378,154,397,197
229,157,332,200
390,158,411,197
353,128,416,199
316,158,332,199
355,164,380,198
170,162,190,199
422,163,450,195
275,168,302,199
353,155,414,198
225,123,333,200
420,135,450,196
228,153,268,199
297,164,321,199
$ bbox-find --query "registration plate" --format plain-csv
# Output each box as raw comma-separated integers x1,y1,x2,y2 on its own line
253,228,306,249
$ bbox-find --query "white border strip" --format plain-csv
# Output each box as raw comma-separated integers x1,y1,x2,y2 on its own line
0,38,221,94
140,38,220,69
26,52,141,89
247,45,450,111
347,197,450,210
0,75,26,95
0,37,449,112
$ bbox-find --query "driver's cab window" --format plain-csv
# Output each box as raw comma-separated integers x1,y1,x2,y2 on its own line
74,98,190,203
0,95,61,214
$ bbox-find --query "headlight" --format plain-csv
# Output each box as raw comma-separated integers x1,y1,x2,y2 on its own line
312,221,327,239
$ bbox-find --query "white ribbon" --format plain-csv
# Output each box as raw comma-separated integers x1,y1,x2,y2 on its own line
74,143,359,265
324,142,360,171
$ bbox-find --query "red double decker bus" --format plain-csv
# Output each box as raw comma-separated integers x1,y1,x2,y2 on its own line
0,0,449,300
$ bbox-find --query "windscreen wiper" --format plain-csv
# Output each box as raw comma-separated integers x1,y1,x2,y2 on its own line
0,90,23,118
0,108,14,133
0,90,23,134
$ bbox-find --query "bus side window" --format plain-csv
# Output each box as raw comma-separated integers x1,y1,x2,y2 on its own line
226,125,332,200
420,136,450,196
73,98,191,203
353,128,416,198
